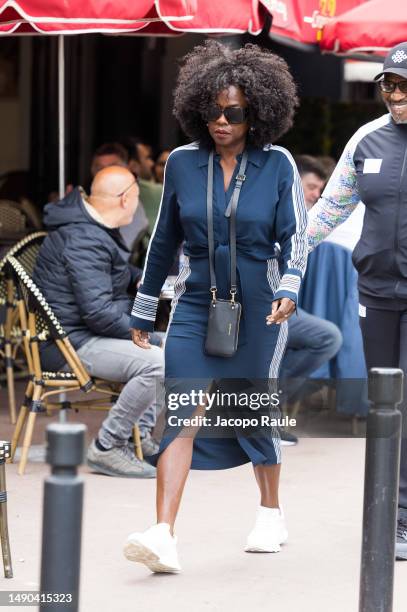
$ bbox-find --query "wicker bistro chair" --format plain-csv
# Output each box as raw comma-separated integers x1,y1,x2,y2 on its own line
6,256,143,475
0,232,47,424
0,200,26,238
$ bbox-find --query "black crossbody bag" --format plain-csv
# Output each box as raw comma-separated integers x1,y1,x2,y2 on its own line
204,150,248,357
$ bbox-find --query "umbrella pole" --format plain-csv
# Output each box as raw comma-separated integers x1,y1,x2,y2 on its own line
58,35,67,424
58,34,65,200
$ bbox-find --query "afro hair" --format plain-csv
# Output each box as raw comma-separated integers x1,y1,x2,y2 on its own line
173,40,299,148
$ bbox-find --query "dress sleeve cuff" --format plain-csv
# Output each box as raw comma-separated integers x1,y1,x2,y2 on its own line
129,315,155,332
130,292,159,331
273,272,301,304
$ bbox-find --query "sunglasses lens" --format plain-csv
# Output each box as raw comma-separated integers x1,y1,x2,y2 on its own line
224,107,247,124
206,105,248,124
206,106,222,122
380,81,395,92
380,80,407,93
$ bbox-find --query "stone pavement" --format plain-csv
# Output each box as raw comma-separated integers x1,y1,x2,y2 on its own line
1,391,407,611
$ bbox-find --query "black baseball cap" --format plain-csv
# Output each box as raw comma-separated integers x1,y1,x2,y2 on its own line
374,42,407,81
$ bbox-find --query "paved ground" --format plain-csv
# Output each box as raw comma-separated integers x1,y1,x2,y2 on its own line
1,383,407,612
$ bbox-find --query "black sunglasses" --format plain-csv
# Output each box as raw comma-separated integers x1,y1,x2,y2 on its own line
379,80,407,94
205,104,249,124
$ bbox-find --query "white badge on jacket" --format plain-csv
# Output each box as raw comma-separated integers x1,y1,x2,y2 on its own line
363,158,382,174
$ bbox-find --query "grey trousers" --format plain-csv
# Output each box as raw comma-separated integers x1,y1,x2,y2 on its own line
76,336,164,449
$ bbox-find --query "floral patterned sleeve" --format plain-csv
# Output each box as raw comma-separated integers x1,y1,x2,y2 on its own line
307,143,361,251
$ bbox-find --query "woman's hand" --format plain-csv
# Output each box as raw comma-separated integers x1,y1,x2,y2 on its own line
266,298,295,326
131,328,152,349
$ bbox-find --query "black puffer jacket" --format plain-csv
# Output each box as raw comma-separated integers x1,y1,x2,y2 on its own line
33,188,141,370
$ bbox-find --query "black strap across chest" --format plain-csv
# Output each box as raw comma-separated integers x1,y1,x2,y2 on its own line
206,150,248,299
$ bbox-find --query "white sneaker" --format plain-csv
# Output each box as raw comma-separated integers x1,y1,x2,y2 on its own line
245,506,288,553
124,523,181,573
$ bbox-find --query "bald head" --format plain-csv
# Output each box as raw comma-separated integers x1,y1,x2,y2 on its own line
88,166,139,228
91,165,135,198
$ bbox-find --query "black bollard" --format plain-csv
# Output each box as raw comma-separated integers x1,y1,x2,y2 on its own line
40,423,86,612
359,368,403,612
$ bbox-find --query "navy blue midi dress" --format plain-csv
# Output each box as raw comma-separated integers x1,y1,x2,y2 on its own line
130,143,307,470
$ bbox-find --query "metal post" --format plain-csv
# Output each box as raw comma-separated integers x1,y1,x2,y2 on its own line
40,424,86,612
58,35,68,425
58,34,65,200
0,441,13,579
359,368,403,612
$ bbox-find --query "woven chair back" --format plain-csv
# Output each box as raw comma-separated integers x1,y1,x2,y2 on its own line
0,232,47,334
7,256,65,341
6,256,92,389
0,200,26,234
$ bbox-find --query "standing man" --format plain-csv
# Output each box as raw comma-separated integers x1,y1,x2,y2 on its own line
308,42,407,560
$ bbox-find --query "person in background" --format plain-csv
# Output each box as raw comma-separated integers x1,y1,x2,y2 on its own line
90,142,164,383
279,260,342,446
277,154,342,446
308,42,407,561
123,137,164,231
154,149,172,184
33,166,164,477
90,142,128,177
48,142,131,205
91,142,150,255
316,155,337,185
295,155,327,210
124,137,155,181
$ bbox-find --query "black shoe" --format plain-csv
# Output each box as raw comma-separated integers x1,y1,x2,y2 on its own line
279,428,298,446
396,508,407,560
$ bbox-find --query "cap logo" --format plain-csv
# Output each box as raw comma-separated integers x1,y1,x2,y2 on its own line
392,50,407,63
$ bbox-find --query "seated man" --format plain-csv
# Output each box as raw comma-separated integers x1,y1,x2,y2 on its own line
33,166,163,478
280,307,343,435
90,142,149,263
294,155,327,211
123,136,164,231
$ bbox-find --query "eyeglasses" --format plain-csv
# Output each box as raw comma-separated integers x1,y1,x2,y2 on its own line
205,104,249,124
114,180,137,198
378,80,407,94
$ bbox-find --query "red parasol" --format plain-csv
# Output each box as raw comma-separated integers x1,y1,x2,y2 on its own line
319,0,407,55
0,1,274,194
0,0,271,36
268,0,367,48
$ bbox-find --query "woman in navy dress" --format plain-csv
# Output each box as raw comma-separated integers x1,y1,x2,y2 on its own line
124,41,307,573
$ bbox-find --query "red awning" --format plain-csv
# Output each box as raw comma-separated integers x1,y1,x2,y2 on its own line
319,0,407,55
0,0,197,34
0,0,271,35
268,0,367,48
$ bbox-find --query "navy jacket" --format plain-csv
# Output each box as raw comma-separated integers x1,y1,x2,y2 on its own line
33,188,141,370
130,142,308,331
309,114,407,309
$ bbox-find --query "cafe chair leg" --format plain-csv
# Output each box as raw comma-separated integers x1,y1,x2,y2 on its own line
18,384,42,476
10,381,33,462
133,424,144,461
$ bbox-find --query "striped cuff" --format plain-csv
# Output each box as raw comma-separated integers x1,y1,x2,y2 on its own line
274,272,301,304
131,292,159,323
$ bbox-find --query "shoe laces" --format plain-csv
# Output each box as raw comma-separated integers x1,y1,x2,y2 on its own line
119,445,142,465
